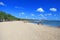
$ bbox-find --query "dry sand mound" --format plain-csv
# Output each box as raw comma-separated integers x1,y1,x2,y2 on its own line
0,21,60,40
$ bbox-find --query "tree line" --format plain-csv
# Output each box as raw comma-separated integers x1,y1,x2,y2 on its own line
0,11,21,22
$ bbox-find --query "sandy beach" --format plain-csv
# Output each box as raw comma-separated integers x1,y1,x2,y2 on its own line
0,21,60,40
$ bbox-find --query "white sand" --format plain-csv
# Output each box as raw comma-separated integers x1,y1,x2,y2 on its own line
0,21,60,40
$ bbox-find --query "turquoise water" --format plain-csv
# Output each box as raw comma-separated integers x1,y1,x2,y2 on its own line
40,21,60,27
32,20,60,27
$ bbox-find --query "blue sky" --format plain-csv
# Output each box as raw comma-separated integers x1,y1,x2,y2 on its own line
0,0,60,20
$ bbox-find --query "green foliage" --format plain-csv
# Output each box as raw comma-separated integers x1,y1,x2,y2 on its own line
0,11,21,21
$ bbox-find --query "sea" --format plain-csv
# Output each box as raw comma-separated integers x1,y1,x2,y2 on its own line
40,21,60,27
31,20,60,27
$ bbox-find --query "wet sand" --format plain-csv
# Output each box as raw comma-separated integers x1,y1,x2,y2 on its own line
0,21,60,40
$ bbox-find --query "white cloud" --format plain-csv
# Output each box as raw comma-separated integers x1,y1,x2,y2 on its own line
21,12,25,14
50,8,57,12
15,6,24,9
25,16,28,18
19,12,25,16
39,14,47,19
39,14,44,16
0,2,5,6
54,14,56,16
32,18,35,19
36,8,44,12
31,14,35,16
48,14,52,16
15,6,19,8
44,14,47,16
45,13,52,16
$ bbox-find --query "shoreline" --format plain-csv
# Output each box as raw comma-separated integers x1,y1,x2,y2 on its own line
0,21,60,40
